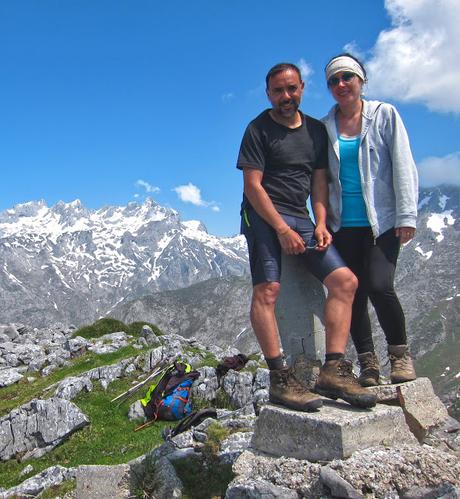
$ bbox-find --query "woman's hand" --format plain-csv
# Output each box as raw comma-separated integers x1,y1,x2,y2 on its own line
395,227,416,244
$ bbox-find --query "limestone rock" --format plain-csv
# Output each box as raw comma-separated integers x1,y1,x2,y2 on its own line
225,478,299,498
55,375,93,400
218,431,253,465
0,465,75,499
128,400,146,422
328,444,460,498
191,366,219,402
149,456,183,499
320,467,364,498
0,367,23,387
140,325,161,347
222,371,253,409
76,464,132,499
0,398,89,461
369,377,449,441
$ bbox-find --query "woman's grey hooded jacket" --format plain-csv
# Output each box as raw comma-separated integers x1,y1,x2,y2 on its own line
322,100,418,238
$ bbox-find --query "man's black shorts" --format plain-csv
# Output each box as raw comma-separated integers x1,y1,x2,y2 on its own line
241,208,346,286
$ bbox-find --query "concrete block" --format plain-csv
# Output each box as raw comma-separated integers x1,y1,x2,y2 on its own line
368,377,449,441
76,464,132,499
252,403,417,462
276,254,326,362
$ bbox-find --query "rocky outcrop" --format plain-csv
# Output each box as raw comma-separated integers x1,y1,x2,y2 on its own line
0,398,89,461
0,465,76,499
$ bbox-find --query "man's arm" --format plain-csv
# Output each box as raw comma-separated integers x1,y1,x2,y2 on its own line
243,168,305,255
311,168,332,251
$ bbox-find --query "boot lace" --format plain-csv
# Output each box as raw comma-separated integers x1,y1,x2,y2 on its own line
360,353,379,375
389,351,411,372
281,368,307,394
336,359,360,386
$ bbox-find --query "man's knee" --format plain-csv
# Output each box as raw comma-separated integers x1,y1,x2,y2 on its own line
324,267,358,297
252,281,281,307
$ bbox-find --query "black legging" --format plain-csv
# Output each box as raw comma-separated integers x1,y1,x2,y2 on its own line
333,227,406,354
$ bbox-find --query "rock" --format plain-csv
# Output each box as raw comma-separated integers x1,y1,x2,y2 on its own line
369,377,449,441
19,464,34,477
76,464,132,499
222,371,253,409
66,336,89,355
1,326,19,341
140,325,161,347
230,450,324,498
55,375,93,400
225,478,299,498
320,467,363,498
128,400,146,422
191,366,219,402
218,431,253,464
252,403,417,461
0,398,89,461
149,456,183,498
0,465,75,499
400,484,460,498
0,368,23,387
328,444,460,498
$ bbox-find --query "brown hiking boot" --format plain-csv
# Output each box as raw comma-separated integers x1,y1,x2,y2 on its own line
269,367,323,412
358,351,380,387
314,358,377,409
388,345,416,383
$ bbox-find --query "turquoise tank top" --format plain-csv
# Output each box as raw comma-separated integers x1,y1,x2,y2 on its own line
338,135,370,227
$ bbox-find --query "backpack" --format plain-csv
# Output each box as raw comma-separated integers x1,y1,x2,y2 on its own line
140,360,200,421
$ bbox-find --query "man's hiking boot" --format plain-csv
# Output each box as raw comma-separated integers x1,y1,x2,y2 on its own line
358,351,380,387
269,367,323,412
388,345,416,384
314,358,377,409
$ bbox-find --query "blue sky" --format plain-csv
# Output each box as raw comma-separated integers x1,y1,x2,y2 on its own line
1,0,459,236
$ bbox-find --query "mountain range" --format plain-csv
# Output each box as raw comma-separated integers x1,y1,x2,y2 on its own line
0,198,248,326
0,186,458,413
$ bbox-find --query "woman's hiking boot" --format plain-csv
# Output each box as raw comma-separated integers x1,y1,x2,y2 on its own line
314,358,377,409
388,345,416,384
269,367,323,412
357,351,380,387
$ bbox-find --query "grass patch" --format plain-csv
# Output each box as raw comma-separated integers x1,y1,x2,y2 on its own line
0,378,169,489
74,318,162,340
0,345,149,417
174,455,234,499
40,479,76,498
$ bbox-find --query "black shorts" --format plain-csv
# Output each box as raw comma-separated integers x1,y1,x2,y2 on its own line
241,208,346,286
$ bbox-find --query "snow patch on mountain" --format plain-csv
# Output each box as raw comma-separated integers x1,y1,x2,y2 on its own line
426,210,455,242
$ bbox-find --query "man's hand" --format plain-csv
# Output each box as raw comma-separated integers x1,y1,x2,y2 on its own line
395,226,415,245
277,227,306,255
314,224,332,251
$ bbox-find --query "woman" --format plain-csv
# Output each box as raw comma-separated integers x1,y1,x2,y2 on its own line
322,53,418,386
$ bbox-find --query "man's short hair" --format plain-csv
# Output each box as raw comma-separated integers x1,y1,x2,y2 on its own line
265,63,302,90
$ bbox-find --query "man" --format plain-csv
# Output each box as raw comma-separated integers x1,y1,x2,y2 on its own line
237,63,376,411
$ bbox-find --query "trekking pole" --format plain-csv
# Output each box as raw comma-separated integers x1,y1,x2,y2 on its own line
110,360,168,404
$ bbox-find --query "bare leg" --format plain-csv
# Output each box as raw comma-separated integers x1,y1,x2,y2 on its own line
250,281,281,358
322,267,358,353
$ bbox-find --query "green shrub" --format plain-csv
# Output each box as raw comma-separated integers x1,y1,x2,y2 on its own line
73,318,162,340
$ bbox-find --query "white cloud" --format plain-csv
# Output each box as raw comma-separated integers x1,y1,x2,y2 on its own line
343,41,366,62
418,151,460,186
222,92,235,103
135,179,160,193
366,0,460,113
297,58,313,86
173,182,219,211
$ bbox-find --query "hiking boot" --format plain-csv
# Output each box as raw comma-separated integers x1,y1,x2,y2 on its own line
388,345,416,384
357,351,380,387
314,358,377,409
269,367,323,412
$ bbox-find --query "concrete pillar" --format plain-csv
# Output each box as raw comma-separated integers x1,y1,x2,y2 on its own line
275,253,326,363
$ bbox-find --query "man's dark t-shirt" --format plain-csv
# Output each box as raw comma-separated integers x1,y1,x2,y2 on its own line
236,109,328,218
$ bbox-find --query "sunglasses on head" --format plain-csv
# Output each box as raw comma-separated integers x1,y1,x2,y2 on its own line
327,72,356,87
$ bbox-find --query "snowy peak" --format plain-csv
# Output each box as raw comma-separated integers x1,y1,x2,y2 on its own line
0,198,249,327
